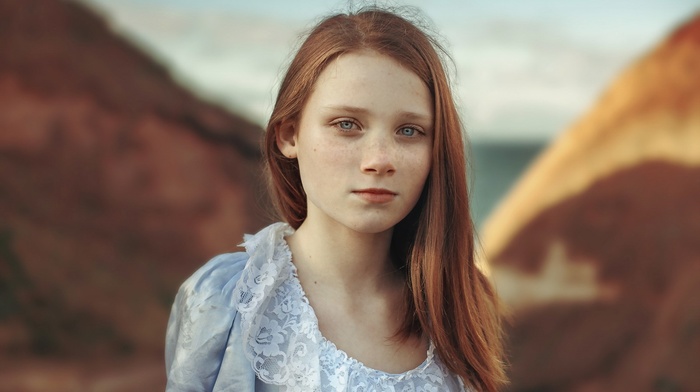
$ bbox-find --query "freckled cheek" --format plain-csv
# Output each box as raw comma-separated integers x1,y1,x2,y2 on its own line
298,141,355,187
400,147,432,174
309,140,357,166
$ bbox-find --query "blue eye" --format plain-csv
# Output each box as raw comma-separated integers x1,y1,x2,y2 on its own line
399,127,417,136
338,121,354,130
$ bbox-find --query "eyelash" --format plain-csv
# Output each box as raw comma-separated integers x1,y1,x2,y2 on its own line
333,120,358,132
397,126,422,137
331,120,425,137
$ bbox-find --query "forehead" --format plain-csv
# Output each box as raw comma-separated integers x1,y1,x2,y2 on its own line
305,50,433,120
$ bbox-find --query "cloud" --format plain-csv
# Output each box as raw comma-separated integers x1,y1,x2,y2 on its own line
83,0,305,124
80,0,685,141
445,17,640,140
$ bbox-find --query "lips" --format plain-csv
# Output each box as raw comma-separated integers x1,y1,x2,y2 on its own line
353,188,397,203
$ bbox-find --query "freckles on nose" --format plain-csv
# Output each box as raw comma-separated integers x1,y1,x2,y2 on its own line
361,140,396,173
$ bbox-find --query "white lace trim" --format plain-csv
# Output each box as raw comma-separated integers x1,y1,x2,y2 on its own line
232,222,466,391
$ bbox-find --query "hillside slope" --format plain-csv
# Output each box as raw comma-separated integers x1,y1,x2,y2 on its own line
0,0,272,389
481,12,700,392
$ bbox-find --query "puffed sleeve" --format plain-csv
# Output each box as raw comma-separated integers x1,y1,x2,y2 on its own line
165,252,251,391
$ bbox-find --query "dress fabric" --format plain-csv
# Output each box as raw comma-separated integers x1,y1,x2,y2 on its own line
165,222,469,391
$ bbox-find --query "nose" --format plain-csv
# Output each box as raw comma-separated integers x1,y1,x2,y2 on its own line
361,135,396,175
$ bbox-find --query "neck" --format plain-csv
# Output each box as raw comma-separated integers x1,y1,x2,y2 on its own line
286,219,400,296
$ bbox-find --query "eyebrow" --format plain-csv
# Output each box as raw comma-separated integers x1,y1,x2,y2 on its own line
323,105,432,123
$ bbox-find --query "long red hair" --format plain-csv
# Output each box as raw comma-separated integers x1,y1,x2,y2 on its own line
264,7,506,391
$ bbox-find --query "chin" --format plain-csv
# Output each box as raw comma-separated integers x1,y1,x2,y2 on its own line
344,217,402,235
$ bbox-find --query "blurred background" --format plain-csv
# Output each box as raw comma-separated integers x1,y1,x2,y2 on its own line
0,0,698,390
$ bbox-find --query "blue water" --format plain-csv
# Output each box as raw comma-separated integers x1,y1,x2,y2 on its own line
469,140,547,228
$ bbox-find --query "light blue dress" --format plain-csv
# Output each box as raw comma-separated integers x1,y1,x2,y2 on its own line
165,222,468,391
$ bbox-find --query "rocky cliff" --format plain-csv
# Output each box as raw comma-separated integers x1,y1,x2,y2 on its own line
481,12,700,392
0,0,271,389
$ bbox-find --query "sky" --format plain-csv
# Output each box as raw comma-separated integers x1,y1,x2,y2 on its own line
78,0,698,141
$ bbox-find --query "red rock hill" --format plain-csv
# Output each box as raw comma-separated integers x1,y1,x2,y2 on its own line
481,12,700,392
0,0,271,389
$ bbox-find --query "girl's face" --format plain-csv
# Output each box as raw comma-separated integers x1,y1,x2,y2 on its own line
279,50,433,235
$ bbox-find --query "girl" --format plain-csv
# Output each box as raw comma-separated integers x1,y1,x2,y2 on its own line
166,6,506,392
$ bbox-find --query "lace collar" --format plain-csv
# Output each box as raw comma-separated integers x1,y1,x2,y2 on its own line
232,222,465,391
